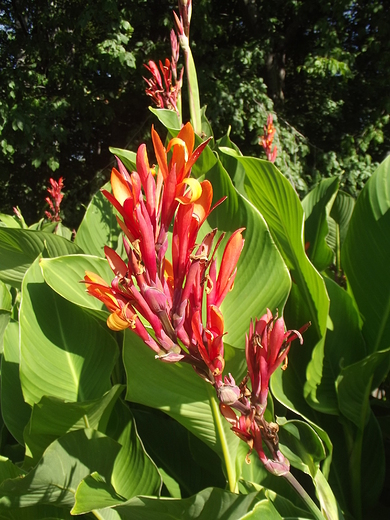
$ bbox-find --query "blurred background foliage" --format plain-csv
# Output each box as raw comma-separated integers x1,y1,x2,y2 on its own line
1,0,389,228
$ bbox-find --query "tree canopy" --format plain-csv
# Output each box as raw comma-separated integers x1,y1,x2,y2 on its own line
1,0,389,226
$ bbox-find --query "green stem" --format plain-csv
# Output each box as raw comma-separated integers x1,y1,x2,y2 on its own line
283,471,325,520
206,384,238,493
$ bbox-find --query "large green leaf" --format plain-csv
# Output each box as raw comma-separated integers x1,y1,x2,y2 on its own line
40,254,114,311
302,177,339,272
342,156,390,353
75,182,122,258
123,330,241,491
72,403,162,515
1,321,31,445
278,419,342,519
336,348,390,429
229,153,329,342
132,407,225,498
0,424,160,511
111,488,281,520
360,412,385,510
270,347,334,479
0,504,75,519
278,419,326,476
23,385,124,468
239,481,314,519
19,258,118,405
0,228,83,288
0,457,24,484
0,280,12,353
313,278,367,415
217,133,246,196
200,155,291,348
326,191,355,267
224,153,329,412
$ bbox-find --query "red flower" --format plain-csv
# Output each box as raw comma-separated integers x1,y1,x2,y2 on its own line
144,59,182,114
219,401,290,476
246,309,307,413
259,114,277,163
85,123,245,385
45,177,64,222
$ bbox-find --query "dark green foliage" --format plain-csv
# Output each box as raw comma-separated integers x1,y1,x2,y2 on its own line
1,0,389,226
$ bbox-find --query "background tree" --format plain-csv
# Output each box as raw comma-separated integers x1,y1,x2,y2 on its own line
0,0,389,227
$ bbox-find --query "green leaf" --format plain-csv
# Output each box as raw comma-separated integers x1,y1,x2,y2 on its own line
72,403,162,515
302,177,339,272
313,469,345,520
23,385,124,468
313,277,367,415
336,348,390,429
53,222,73,241
0,281,12,312
327,190,355,257
342,156,390,353
0,421,160,513
360,412,385,509
40,254,114,311
233,154,329,342
111,488,280,520
0,429,118,509
0,280,12,353
217,134,247,196
0,214,23,229
0,504,75,519
148,107,181,131
225,152,329,411
201,156,291,348
109,147,137,172
278,419,326,476
75,182,122,257
73,472,127,512
123,330,240,491
0,228,83,288
19,258,118,405
185,47,202,135
0,456,25,484
132,407,225,498
1,321,31,445
270,354,334,479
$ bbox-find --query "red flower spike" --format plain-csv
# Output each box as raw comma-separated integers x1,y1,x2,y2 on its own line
246,309,307,412
144,59,181,113
45,177,64,222
259,114,277,163
85,123,245,390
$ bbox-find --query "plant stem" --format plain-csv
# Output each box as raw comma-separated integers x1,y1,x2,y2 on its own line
206,383,238,493
283,471,325,520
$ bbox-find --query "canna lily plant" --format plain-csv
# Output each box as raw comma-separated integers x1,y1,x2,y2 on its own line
0,2,388,520
83,121,324,517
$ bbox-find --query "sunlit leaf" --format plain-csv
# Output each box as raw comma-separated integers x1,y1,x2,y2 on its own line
75,182,122,258
0,228,83,288
20,258,118,405
1,321,31,445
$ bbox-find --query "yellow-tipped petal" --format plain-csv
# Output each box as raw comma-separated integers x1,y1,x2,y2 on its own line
167,137,189,161
176,177,202,204
111,168,132,206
